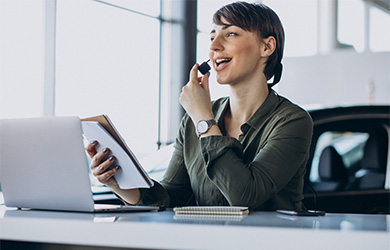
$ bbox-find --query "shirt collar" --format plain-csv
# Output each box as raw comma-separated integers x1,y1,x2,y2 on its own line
245,89,280,130
214,97,230,124
213,89,281,133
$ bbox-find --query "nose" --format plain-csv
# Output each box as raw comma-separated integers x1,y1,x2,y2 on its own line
210,35,223,52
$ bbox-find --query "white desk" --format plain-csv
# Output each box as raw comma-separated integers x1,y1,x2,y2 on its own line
0,205,389,250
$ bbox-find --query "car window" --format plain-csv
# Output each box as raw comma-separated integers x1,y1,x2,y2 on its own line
310,131,369,183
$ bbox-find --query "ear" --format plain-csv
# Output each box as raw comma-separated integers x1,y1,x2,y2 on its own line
261,36,276,57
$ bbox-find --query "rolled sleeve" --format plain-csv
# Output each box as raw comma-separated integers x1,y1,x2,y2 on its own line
201,136,244,166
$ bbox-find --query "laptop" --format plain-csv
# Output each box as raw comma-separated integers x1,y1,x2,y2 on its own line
0,116,159,213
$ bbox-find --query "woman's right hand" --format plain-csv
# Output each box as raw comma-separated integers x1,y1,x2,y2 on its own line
179,63,214,126
86,140,121,188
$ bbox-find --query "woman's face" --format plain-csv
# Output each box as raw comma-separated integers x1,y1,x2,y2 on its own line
209,18,266,85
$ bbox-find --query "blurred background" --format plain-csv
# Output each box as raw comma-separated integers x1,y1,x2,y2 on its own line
1,0,389,162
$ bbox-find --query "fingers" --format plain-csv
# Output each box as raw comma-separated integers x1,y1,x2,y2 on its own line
180,63,213,124
189,63,199,82
89,146,121,186
90,147,109,170
95,166,121,185
92,155,115,176
86,140,98,158
187,62,210,90
200,72,210,93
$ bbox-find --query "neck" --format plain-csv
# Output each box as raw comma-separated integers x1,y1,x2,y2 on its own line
228,78,269,124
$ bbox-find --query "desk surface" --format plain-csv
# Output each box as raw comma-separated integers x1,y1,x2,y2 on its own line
0,205,389,250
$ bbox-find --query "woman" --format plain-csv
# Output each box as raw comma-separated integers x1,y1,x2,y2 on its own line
87,2,313,211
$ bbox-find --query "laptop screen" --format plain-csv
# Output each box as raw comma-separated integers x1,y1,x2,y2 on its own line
0,116,95,212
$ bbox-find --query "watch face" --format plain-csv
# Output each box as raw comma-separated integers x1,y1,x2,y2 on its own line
197,120,209,133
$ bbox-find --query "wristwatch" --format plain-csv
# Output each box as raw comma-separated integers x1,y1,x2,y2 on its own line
196,119,217,137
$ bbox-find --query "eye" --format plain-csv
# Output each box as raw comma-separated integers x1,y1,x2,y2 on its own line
210,36,215,42
227,32,237,37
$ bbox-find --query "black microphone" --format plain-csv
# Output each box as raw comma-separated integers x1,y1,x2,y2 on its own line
198,59,211,75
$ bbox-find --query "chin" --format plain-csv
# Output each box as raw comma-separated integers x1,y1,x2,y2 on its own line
215,74,231,85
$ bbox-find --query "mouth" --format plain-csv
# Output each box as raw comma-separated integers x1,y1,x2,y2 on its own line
215,57,232,67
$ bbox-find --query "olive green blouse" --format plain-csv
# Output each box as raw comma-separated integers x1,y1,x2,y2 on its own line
138,90,313,211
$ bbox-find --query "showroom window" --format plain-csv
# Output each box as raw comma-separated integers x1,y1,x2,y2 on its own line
2,0,388,158
56,0,163,158
0,0,45,118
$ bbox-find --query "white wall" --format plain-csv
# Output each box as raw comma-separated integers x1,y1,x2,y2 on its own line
278,51,390,107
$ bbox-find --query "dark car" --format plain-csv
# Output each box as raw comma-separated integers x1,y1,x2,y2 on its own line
303,105,390,214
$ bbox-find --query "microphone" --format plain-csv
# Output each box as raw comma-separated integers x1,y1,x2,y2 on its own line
198,59,211,75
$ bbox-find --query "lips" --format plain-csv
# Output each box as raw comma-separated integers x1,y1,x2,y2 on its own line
214,57,232,71
216,58,232,66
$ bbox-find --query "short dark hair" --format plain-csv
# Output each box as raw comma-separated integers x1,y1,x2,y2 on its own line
213,2,285,86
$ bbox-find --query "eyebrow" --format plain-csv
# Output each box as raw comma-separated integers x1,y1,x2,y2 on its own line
209,24,233,34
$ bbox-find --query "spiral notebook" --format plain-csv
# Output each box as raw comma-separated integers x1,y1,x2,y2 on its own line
173,206,249,216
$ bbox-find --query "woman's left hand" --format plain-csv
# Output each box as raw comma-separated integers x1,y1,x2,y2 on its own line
179,64,214,125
